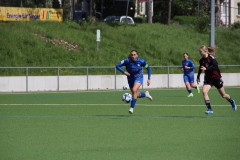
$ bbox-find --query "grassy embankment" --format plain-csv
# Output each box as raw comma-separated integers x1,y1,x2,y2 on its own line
0,21,239,75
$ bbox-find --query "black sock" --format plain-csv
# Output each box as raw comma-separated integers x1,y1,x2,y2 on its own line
205,100,212,109
227,97,233,103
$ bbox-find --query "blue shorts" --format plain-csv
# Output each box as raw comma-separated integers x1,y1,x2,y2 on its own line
183,74,194,83
128,77,143,89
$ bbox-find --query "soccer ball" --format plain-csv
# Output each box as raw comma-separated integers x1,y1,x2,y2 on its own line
123,85,128,90
122,93,132,103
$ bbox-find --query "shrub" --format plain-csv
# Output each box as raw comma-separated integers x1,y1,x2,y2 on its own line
133,17,147,23
193,13,210,34
231,21,240,30
172,16,195,25
152,14,168,24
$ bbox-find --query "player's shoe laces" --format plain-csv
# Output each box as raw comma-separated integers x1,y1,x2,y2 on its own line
187,93,193,97
231,100,237,111
205,109,213,114
197,86,200,93
129,108,134,114
145,91,153,101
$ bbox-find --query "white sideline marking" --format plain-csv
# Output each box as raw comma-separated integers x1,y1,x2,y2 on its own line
0,104,231,107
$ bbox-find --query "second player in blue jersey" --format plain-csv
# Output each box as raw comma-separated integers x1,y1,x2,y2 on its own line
181,53,200,97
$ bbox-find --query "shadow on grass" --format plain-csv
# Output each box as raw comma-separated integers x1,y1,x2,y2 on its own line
95,115,240,119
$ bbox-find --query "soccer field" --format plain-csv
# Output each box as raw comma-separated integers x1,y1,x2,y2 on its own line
0,88,239,160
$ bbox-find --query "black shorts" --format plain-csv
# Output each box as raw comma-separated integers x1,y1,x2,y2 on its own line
204,78,224,89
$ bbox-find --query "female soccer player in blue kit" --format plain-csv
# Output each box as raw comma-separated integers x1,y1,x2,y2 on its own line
181,53,200,97
116,50,152,114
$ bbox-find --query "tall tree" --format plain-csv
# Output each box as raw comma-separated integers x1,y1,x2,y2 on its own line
153,0,195,24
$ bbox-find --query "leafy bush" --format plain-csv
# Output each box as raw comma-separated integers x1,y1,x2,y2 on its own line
152,14,168,24
231,21,240,30
172,16,195,25
133,17,147,23
193,13,210,34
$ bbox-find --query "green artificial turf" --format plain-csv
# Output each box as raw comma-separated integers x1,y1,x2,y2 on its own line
0,88,239,160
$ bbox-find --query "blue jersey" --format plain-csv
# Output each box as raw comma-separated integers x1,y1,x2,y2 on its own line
116,57,151,80
182,59,195,75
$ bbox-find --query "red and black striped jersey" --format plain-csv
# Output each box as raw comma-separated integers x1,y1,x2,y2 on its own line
197,54,222,81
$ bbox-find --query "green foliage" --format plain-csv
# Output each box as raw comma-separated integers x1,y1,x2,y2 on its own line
133,17,147,24
0,21,240,76
171,0,195,16
231,21,240,30
152,13,168,24
172,16,195,25
193,12,210,34
153,0,196,24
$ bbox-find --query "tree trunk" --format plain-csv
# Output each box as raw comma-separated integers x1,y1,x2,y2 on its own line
92,0,96,22
215,0,221,27
168,0,171,25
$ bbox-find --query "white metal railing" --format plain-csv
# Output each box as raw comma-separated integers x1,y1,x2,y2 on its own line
0,65,239,92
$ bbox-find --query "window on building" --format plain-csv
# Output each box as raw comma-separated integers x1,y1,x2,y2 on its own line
223,2,228,14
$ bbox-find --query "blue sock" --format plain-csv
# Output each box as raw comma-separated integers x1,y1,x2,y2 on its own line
188,90,192,94
139,92,146,98
131,98,137,108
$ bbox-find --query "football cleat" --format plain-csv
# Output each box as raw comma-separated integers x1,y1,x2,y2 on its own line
231,100,237,111
197,86,200,93
187,93,193,97
129,108,134,114
205,109,213,114
145,91,153,101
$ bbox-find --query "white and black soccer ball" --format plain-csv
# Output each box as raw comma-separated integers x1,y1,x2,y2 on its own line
123,85,128,90
122,93,132,103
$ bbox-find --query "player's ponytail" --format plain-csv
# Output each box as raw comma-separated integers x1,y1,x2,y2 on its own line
208,45,217,57
199,45,217,57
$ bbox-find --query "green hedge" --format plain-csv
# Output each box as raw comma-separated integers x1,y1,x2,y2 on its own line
232,21,240,30
172,16,195,25
133,17,147,23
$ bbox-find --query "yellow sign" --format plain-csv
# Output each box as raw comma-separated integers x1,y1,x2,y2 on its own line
0,7,63,22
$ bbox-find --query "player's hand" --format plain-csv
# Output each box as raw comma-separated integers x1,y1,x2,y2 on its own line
200,66,206,70
147,79,151,86
196,78,200,84
124,71,130,76
184,66,189,69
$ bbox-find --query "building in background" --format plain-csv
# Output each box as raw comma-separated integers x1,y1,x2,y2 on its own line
221,0,240,26
233,0,240,22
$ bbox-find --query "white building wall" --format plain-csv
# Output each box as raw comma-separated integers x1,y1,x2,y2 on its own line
0,73,239,92
221,0,235,25
234,0,240,22
134,1,153,17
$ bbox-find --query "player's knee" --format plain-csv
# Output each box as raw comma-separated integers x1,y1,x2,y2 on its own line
202,90,208,96
222,94,228,99
132,89,138,95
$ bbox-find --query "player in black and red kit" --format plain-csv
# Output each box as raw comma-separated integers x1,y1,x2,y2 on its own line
196,45,237,114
